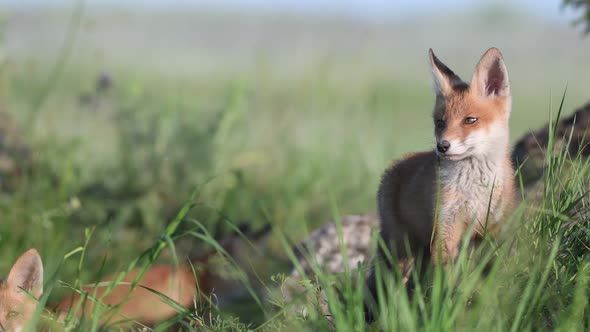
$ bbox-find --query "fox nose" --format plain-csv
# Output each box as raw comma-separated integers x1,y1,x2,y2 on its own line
437,140,450,153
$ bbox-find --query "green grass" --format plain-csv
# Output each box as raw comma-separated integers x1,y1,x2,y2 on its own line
0,6,589,331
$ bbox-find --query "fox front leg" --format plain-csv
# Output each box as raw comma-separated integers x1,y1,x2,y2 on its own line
431,220,465,267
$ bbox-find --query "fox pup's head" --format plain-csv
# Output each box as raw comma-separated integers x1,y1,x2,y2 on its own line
0,249,43,332
429,48,511,161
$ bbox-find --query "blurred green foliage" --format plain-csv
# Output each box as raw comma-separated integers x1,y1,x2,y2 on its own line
563,0,590,33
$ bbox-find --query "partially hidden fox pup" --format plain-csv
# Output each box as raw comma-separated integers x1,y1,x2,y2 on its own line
56,264,196,326
377,48,515,268
57,224,271,328
0,248,44,332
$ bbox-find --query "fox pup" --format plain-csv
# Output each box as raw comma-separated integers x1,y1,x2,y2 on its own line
0,248,44,332
57,224,271,328
376,47,515,270
56,264,197,327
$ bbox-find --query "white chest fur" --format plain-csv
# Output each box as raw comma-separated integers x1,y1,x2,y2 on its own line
438,157,507,227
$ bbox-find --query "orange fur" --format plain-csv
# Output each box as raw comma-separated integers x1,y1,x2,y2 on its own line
55,225,271,328
376,47,515,269
0,249,43,332
56,264,197,327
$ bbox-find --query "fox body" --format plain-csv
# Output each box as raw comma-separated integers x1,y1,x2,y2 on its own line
56,264,197,327
377,48,515,267
57,224,271,328
0,249,43,332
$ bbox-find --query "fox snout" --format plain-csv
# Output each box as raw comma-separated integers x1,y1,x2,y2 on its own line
436,140,451,153
435,135,471,159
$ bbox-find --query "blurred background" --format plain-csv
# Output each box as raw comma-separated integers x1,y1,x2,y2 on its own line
0,0,588,324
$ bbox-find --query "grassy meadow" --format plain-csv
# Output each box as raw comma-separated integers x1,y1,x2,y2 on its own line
0,4,589,331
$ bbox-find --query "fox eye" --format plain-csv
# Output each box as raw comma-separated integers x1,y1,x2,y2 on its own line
435,119,445,129
464,117,478,124
7,311,19,318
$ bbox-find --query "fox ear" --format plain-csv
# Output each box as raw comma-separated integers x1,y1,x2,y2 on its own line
429,48,464,97
470,47,510,99
7,248,43,298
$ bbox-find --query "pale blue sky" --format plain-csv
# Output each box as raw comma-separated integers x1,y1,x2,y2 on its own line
0,0,579,22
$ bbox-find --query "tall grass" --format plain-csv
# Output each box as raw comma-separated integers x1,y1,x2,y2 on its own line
0,7,588,331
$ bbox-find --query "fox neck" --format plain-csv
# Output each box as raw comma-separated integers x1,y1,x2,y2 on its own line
437,139,512,225
439,151,509,187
